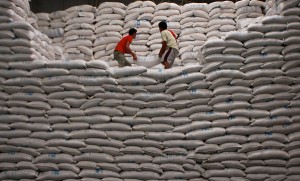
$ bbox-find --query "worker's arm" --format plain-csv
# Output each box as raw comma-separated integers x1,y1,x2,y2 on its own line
159,41,167,58
125,41,137,60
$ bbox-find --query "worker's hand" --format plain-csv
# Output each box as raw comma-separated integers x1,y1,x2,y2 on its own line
132,53,137,61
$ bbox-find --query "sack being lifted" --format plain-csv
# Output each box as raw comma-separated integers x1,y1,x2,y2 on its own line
127,55,162,68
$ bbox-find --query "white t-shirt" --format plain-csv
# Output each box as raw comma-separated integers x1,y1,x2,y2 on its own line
161,29,179,50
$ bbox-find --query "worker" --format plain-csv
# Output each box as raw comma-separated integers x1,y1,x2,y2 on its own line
158,21,179,69
114,28,137,67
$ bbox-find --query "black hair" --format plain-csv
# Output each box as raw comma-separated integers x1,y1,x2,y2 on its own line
159,21,167,30
129,28,137,35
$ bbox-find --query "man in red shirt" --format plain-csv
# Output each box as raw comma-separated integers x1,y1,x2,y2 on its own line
114,28,137,67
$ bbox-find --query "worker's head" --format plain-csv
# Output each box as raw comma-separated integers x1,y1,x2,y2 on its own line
159,21,167,32
129,28,137,38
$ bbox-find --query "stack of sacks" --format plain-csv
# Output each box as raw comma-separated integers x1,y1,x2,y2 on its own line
16,0,39,29
49,11,67,47
34,11,67,60
197,37,266,181
265,0,279,16
48,11,67,60
102,66,164,180
123,1,156,58
266,0,300,16
196,32,232,181
93,2,126,63
2,5,300,178
226,16,299,180
207,1,237,40
27,12,39,30
2,0,32,22
179,3,208,64
2,1,300,180
35,13,51,33
36,12,65,60
148,3,181,59
197,11,300,180
0,59,110,181
0,0,37,30
235,0,266,30
63,5,96,61
0,0,55,62
32,28,56,61
104,64,205,180
0,60,207,181
198,38,245,68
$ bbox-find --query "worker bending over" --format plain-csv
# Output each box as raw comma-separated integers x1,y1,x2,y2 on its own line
114,28,137,67
158,21,179,69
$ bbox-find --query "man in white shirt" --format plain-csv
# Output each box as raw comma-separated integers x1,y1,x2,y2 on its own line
158,21,179,69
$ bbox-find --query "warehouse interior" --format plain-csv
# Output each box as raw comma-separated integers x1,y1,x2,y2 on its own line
1,0,300,180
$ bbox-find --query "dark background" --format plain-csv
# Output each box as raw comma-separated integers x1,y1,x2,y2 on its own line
30,0,241,13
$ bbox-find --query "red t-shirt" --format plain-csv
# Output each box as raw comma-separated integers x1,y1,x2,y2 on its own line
115,35,133,54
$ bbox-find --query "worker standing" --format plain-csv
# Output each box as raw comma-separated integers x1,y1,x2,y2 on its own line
114,28,137,67
158,21,179,69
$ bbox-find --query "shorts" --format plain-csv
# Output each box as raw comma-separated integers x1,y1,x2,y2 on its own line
114,50,131,67
163,48,179,67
